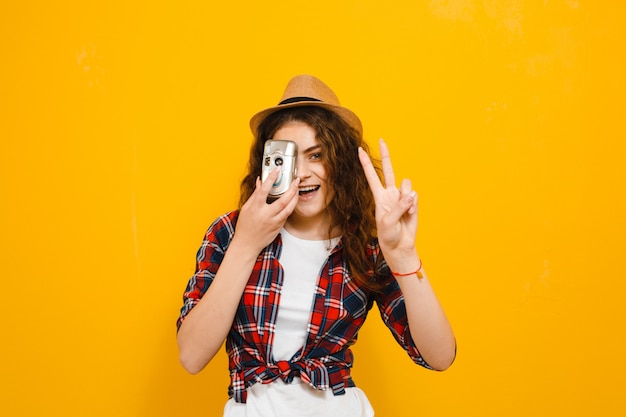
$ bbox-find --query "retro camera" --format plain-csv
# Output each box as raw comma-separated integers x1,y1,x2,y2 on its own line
261,139,298,201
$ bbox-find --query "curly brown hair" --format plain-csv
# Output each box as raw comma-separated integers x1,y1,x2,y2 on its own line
239,106,384,291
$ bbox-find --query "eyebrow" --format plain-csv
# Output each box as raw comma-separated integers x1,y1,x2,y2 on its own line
303,145,321,153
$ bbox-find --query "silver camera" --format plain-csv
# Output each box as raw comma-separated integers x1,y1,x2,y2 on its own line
261,139,298,201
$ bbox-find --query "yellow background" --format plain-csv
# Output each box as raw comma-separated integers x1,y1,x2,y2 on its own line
1,1,625,416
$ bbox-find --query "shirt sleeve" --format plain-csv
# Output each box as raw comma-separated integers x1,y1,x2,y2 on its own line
176,211,238,330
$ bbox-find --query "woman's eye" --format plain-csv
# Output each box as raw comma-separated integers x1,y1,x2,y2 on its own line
310,153,322,160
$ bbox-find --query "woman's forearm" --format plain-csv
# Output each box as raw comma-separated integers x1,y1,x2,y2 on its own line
386,251,456,370
176,237,260,374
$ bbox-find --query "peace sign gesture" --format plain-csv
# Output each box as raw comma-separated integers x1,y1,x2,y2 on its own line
358,139,419,262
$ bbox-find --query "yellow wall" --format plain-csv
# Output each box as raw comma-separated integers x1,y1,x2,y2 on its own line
2,1,625,416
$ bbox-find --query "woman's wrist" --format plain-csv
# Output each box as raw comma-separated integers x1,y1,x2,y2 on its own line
229,233,266,262
384,249,421,277
390,258,424,278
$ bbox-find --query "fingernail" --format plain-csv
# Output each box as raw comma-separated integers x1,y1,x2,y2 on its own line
406,191,417,206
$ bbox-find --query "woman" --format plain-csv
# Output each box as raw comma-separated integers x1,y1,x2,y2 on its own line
177,75,456,416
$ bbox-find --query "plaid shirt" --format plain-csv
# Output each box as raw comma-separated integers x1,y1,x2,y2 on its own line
177,211,432,403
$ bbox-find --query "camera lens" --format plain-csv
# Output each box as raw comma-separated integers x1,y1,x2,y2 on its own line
274,157,283,166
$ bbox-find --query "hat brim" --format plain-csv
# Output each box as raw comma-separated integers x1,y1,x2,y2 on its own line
249,101,363,137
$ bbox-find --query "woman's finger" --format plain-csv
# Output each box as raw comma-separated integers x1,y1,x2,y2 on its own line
387,190,416,223
379,139,397,190
278,179,300,218
399,179,418,215
259,168,281,193
408,190,418,215
358,147,384,195
270,177,300,215
400,178,412,196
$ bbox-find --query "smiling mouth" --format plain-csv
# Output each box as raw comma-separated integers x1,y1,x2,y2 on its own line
299,185,320,195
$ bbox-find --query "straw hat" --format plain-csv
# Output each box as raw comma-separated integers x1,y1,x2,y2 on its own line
249,74,363,136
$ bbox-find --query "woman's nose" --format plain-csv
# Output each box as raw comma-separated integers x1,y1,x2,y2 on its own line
296,158,310,178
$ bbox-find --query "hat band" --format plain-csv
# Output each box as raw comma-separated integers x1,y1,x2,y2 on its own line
279,96,323,105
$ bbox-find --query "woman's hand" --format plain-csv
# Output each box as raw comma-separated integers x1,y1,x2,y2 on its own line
360,140,456,370
178,169,299,374
358,139,418,260
234,168,300,253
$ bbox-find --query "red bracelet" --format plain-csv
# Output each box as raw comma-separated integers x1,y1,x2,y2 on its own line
391,259,424,279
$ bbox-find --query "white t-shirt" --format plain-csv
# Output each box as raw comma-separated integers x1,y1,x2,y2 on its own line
223,229,374,417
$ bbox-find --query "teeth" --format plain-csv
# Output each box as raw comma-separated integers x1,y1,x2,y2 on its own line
299,185,319,193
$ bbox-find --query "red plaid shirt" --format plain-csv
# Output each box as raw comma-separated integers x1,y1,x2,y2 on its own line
177,211,432,403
